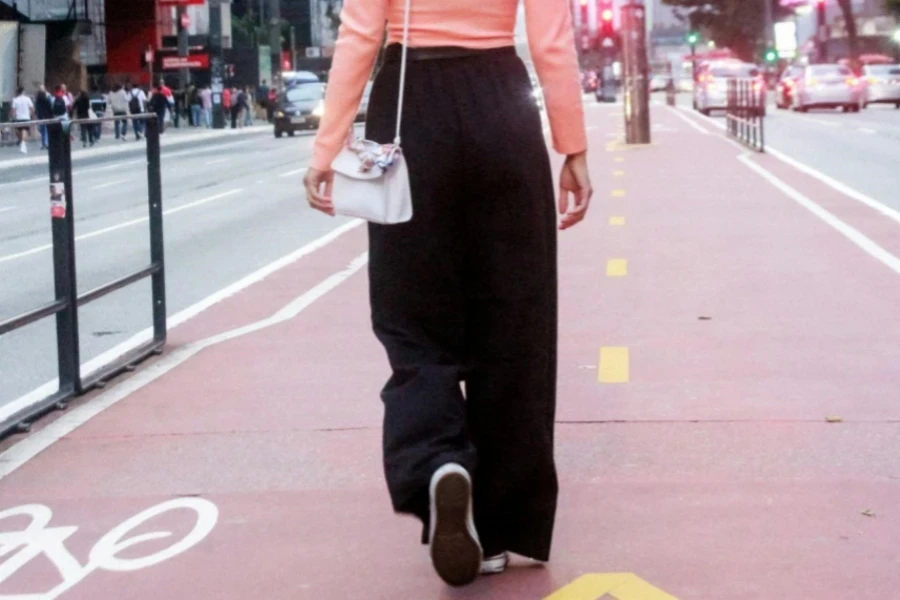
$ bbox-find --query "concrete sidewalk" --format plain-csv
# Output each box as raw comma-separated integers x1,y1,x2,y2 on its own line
0,122,270,170
0,105,898,600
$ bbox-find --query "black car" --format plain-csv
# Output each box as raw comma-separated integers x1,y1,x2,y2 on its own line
274,83,326,138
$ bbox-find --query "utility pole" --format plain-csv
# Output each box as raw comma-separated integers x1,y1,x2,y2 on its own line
290,26,296,71
621,2,650,144
176,4,190,89
209,0,226,128
269,0,282,82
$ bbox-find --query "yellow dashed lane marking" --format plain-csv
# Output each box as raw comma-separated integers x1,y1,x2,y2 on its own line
598,347,630,383
614,170,625,177
612,189,626,197
609,216,626,226
614,156,625,162
606,259,628,277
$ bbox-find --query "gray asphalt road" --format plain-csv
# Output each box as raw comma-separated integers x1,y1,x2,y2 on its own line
0,126,358,407
672,92,900,211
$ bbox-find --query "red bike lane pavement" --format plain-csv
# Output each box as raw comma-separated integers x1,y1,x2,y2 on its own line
0,105,898,600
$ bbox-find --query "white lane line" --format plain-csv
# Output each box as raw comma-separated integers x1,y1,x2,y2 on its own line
0,189,242,264
91,178,131,190
0,218,363,428
279,168,306,178
675,105,900,227
858,128,877,134
738,153,900,275
0,206,16,213
667,106,711,134
205,158,231,165
0,251,369,480
84,159,144,174
808,118,842,128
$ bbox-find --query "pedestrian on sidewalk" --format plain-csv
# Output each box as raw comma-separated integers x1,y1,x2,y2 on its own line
12,87,35,154
73,91,95,147
109,83,130,140
126,84,147,141
148,85,169,135
222,87,233,126
230,87,247,129
189,85,202,127
200,85,212,128
243,86,254,127
35,85,53,150
303,0,591,588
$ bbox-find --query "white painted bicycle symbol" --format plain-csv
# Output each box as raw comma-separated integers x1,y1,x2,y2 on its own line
0,497,218,599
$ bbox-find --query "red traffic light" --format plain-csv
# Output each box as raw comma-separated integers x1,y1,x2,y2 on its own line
601,8,613,21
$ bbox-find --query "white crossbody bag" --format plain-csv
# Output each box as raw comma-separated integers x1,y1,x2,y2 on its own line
330,0,413,225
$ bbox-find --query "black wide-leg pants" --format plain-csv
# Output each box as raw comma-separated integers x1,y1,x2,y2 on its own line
365,45,559,561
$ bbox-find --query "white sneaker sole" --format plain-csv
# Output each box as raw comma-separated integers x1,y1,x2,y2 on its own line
481,552,509,575
429,463,482,586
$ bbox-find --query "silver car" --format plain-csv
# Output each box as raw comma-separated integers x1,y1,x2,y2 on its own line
694,61,766,116
862,64,900,108
792,64,863,112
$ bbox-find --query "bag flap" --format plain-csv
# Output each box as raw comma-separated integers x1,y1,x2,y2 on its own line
332,148,384,181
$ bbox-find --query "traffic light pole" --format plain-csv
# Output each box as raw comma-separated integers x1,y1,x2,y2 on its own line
816,0,828,63
621,2,650,145
269,0,282,83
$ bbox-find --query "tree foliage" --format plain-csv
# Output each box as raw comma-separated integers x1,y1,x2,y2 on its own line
661,0,790,60
885,0,900,16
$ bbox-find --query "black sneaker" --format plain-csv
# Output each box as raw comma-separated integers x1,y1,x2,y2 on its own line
428,463,482,587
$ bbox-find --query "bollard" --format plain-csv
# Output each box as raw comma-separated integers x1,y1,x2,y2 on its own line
47,120,82,395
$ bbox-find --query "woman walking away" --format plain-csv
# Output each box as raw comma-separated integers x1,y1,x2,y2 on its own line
303,0,591,587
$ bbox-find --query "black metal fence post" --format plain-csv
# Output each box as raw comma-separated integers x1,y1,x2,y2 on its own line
144,116,167,346
47,120,81,397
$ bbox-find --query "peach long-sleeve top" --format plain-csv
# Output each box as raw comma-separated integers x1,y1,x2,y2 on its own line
310,0,587,172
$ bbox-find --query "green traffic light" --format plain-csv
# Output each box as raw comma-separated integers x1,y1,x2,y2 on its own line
765,49,778,62
687,32,699,44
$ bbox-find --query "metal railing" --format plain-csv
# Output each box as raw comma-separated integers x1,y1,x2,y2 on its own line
725,78,765,152
0,115,166,438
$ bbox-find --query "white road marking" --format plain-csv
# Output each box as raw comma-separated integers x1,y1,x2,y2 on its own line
858,128,877,134
0,206,16,213
667,106,711,134
0,189,242,265
278,168,306,178
739,153,900,275
0,250,368,480
0,498,218,597
0,218,363,428
808,118,842,127
676,105,900,227
90,178,130,190
83,159,144,174
204,158,231,165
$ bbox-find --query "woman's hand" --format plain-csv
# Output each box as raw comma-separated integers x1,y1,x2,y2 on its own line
558,152,592,231
303,168,335,216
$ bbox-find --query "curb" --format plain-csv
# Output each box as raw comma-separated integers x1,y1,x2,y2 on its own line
0,126,269,171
